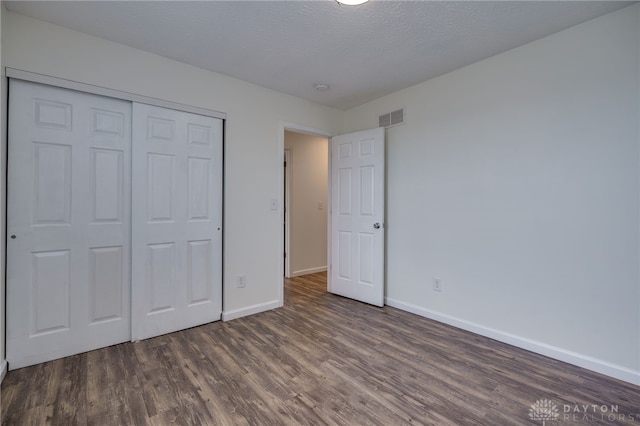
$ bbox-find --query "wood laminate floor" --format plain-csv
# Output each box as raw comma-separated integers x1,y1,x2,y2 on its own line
1,272,639,425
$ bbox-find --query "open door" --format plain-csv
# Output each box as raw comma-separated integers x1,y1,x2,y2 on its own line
329,127,385,307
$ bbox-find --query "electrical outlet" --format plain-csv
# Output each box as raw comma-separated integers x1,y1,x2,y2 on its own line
237,274,246,288
433,278,442,292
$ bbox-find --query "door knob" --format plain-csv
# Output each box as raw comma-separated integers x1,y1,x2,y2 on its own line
373,223,381,229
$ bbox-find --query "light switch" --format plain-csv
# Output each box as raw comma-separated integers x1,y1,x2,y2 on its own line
270,199,278,210
318,201,324,210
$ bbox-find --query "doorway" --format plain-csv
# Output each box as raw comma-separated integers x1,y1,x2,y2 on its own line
279,123,387,309
278,123,332,305
283,130,329,278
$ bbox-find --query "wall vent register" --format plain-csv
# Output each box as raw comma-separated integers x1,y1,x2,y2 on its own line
378,108,405,128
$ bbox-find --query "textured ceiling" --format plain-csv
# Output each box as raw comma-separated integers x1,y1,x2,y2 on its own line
5,1,635,110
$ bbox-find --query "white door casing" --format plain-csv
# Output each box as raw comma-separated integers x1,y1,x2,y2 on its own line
131,103,223,340
329,127,385,307
7,80,132,369
284,148,291,278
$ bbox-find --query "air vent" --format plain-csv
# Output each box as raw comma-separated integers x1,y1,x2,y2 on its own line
378,108,405,128
378,113,391,127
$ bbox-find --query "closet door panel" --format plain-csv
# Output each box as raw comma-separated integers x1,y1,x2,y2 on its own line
7,80,131,369
132,103,222,340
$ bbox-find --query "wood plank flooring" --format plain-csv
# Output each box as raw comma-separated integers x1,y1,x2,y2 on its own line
2,272,639,425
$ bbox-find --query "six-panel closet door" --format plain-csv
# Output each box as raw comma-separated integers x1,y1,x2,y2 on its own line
7,80,133,369
131,103,222,340
6,80,223,369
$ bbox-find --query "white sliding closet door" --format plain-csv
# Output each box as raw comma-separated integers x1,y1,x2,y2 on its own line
131,103,223,340
7,80,132,369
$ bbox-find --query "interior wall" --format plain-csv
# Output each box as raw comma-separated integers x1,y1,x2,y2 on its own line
344,5,640,384
1,11,343,331
284,131,328,277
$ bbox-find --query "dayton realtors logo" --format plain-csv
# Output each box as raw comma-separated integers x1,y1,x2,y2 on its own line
529,399,638,424
529,399,560,425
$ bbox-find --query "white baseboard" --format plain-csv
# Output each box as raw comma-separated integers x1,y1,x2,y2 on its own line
0,359,7,383
291,266,327,277
222,299,281,322
385,297,640,386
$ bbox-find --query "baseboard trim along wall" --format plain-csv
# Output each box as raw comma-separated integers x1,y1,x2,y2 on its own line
291,266,327,278
385,297,640,386
222,300,281,322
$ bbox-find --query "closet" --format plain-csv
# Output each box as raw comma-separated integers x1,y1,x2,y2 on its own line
6,80,223,369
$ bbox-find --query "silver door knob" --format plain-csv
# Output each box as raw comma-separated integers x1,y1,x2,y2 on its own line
373,223,381,229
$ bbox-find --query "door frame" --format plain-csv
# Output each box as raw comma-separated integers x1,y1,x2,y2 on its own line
5,69,226,120
278,122,333,305
284,148,291,278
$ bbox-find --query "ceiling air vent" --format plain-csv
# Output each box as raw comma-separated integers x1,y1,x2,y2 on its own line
378,108,405,128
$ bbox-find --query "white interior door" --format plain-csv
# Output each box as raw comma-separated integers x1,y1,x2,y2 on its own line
329,127,385,307
132,103,222,340
7,80,132,369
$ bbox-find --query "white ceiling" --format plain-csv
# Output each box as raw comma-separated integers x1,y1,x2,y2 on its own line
5,1,635,110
